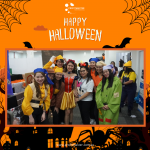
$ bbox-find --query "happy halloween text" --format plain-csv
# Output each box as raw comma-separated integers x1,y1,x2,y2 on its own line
49,18,102,41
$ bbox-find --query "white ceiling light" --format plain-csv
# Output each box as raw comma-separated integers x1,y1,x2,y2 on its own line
16,51,23,53
84,52,86,56
91,50,94,54
27,50,37,52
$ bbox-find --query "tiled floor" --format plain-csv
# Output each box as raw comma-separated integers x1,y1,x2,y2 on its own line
48,102,143,125
118,102,143,125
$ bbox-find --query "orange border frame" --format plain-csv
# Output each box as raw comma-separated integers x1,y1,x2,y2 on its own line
5,48,146,127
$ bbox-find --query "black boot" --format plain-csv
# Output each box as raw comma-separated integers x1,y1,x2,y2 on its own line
128,110,131,116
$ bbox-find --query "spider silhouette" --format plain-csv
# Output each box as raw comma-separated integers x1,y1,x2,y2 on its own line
70,127,122,150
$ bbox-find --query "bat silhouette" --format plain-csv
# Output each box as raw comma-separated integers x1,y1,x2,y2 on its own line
23,41,33,48
103,37,132,48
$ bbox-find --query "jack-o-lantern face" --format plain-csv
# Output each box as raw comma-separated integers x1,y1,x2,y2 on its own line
1,134,11,147
3,141,11,150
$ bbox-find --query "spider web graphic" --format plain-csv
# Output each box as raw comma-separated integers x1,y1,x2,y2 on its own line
123,0,150,33
0,0,30,32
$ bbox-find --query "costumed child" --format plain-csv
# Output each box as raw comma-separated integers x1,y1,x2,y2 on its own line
75,62,94,124
89,57,100,124
50,67,65,124
96,65,122,125
22,68,54,124
60,59,78,124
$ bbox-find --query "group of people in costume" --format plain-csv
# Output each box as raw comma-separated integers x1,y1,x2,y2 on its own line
21,54,137,125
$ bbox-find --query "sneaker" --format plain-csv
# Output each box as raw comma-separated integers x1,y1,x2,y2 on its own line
90,119,95,124
125,103,128,106
93,121,96,125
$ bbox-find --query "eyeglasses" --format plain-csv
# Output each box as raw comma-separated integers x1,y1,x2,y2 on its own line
80,70,86,73
57,61,63,63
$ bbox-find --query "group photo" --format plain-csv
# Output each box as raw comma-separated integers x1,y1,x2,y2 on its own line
7,50,144,125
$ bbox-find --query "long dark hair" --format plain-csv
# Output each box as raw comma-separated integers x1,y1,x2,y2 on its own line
101,69,114,92
52,77,62,90
66,61,76,73
111,61,116,67
34,72,48,98
89,67,97,76
79,63,92,84
63,64,67,72
125,67,135,74
119,60,124,67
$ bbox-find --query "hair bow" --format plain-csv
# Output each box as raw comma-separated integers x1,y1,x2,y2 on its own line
80,62,86,66
67,59,75,64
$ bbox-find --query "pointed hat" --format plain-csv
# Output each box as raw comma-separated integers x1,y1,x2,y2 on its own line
124,61,132,68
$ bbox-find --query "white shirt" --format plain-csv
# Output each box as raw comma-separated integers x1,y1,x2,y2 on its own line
118,67,123,76
77,78,94,101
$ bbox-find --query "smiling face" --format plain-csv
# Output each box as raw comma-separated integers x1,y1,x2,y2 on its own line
96,65,103,73
55,72,63,80
67,62,74,72
103,69,110,78
90,61,96,69
80,67,88,78
56,59,64,68
34,72,45,85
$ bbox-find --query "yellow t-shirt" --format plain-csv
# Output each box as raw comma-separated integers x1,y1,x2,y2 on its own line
121,71,136,82
22,84,50,116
